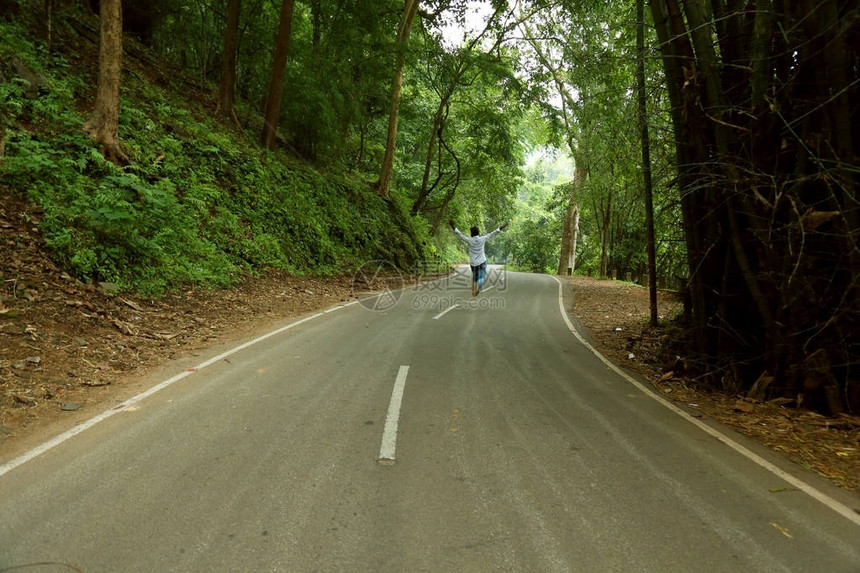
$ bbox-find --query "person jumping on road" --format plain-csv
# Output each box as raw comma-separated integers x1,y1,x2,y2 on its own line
449,220,508,296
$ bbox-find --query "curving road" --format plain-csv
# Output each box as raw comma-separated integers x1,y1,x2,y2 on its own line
1,268,859,572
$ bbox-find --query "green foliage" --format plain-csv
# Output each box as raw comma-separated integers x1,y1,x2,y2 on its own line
493,163,562,273
513,1,685,284
0,0,684,295
499,215,559,273
400,35,525,255
0,13,424,294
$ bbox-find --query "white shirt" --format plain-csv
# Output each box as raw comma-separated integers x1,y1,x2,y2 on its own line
453,227,502,266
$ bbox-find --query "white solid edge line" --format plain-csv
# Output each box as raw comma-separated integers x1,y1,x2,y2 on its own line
551,276,860,527
379,365,410,462
0,300,360,479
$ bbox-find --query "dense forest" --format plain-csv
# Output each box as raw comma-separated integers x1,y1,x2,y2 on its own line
0,0,857,414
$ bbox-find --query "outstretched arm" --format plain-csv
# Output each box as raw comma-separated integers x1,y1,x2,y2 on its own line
450,220,469,242
483,223,508,241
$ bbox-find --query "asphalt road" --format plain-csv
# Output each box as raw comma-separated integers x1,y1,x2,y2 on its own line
1,268,859,572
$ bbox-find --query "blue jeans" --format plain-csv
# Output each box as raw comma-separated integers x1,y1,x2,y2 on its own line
471,262,487,292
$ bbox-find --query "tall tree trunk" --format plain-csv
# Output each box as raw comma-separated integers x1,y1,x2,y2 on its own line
557,202,581,276
217,0,241,126
569,206,580,275
45,0,53,54
685,0,777,369
83,0,128,165
649,0,707,352
377,0,420,198
557,184,575,276
811,1,857,232
557,163,585,275
750,0,772,109
637,0,658,326
260,0,296,150
598,191,613,277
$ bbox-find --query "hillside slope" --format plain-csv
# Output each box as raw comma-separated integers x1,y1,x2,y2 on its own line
1,8,426,296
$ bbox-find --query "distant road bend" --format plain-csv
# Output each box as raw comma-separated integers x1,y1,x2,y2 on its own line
1,268,859,572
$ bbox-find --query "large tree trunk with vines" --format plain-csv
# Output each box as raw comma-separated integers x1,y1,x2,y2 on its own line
83,0,128,166
648,0,860,414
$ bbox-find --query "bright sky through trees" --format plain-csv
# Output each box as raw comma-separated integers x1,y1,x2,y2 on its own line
436,0,495,48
